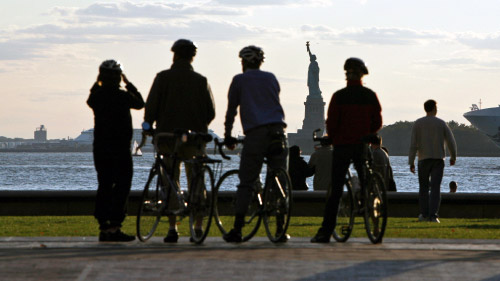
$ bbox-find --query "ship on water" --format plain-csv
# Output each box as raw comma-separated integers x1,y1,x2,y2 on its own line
463,103,500,147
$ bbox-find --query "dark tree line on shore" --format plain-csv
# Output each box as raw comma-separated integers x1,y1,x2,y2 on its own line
379,121,500,157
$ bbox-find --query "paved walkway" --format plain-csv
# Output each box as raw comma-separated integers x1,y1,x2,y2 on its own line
0,237,499,280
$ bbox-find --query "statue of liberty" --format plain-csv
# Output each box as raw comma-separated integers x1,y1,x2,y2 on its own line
306,41,321,97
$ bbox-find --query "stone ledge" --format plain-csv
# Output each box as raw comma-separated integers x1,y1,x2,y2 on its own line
0,191,499,218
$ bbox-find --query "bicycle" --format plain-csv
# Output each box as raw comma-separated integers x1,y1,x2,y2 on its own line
312,129,388,244
212,138,292,243
135,129,221,244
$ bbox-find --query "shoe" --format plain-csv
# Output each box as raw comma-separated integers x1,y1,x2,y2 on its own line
275,233,290,243
189,229,204,243
429,217,440,223
418,214,428,222
310,232,331,243
99,230,135,242
223,229,242,243
164,229,179,243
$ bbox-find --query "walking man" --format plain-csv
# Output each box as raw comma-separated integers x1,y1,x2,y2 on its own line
311,57,382,243
223,45,288,243
144,39,215,242
409,99,457,223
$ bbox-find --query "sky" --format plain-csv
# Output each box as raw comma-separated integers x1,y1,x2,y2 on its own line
2,0,500,139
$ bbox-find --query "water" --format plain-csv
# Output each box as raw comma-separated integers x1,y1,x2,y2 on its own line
0,152,499,193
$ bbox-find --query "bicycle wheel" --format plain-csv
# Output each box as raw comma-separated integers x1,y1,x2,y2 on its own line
214,169,262,242
332,179,355,242
188,165,215,244
262,167,292,243
363,172,388,244
137,165,167,242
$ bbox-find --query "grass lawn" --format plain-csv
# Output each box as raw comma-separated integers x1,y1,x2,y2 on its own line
0,216,499,239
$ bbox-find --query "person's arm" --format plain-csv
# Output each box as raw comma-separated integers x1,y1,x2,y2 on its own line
408,122,418,173
122,74,145,110
86,82,100,109
444,122,457,165
370,93,383,133
144,73,163,126
205,82,216,125
325,94,339,140
224,76,240,138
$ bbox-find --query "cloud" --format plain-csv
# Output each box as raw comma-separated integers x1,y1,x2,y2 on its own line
211,0,329,6
0,42,44,60
456,32,500,50
417,57,500,71
51,1,245,20
301,25,450,45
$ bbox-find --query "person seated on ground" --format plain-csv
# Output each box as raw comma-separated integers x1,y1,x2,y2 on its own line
368,135,397,192
449,181,457,193
288,145,314,190
308,139,333,192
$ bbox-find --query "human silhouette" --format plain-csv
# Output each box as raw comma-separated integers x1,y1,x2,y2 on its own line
409,99,457,223
143,39,215,243
87,59,144,242
311,58,382,243
288,145,314,190
223,45,288,243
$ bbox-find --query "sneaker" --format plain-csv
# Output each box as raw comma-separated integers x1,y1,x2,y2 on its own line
189,229,204,243
223,229,242,243
418,214,428,222
310,232,331,243
429,217,441,223
275,233,291,243
164,229,179,243
99,230,135,242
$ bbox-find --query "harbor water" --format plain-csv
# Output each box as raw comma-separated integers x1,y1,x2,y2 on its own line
0,152,499,193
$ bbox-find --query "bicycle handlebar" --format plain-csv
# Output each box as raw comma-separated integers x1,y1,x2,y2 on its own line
213,138,244,160
135,129,213,155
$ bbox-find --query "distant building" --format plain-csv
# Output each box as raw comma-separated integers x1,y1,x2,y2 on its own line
34,125,47,142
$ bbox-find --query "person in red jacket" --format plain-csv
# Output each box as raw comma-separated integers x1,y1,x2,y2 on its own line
311,57,382,243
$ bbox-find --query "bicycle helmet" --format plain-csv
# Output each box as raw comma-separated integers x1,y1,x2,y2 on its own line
344,57,368,74
99,59,122,73
239,45,265,64
171,39,197,57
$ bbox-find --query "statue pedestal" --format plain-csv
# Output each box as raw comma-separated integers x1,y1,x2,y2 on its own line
287,95,326,155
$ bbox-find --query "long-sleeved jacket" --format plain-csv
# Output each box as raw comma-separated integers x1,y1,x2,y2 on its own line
87,82,144,153
145,60,215,133
326,80,382,145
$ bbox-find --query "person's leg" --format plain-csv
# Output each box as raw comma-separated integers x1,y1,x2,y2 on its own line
417,159,432,219
182,144,206,231
234,130,266,232
160,142,182,242
429,159,444,221
317,145,351,236
93,152,113,231
108,152,133,229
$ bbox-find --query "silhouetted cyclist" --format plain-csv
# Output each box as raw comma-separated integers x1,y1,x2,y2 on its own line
311,58,382,243
223,45,288,243
143,39,215,243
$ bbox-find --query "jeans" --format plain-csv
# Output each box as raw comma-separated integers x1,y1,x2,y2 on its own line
417,159,444,219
